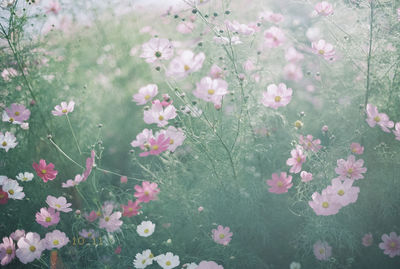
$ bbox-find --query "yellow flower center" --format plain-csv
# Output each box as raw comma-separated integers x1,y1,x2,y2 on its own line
158,115,164,121
144,94,151,100
15,111,20,116
208,89,215,95
319,248,325,254
62,109,68,113
6,248,12,255
8,189,14,195
41,169,47,174
144,229,149,234
390,242,396,248
294,120,303,128
166,261,171,266
184,65,190,71
0,193,4,199
347,168,353,174
96,211,101,216
152,145,159,150
374,116,380,122
105,217,110,222
322,202,329,208
56,204,61,208
219,233,225,239
9,117,14,123
88,233,92,237
23,177,28,181
296,157,302,163
29,246,36,252
45,217,52,222
142,259,147,264
318,49,325,55
128,207,133,212
274,96,281,102
277,181,283,187
144,191,149,196
169,139,174,145
2,141,6,146
53,240,59,246
338,190,345,196
149,253,154,258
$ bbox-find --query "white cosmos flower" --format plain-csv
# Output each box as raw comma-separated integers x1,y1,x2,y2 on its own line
2,179,25,200
156,252,180,269
0,131,18,152
16,172,34,182
136,221,155,237
133,249,154,268
290,262,301,269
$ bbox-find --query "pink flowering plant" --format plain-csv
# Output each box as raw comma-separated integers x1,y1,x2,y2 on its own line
1,0,400,268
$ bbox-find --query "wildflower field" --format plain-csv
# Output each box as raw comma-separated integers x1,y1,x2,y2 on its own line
1,0,400,268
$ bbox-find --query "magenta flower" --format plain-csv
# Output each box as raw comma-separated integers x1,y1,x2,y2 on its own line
99,203,123,233
300,171,313,182
51,101,75,116
140,38,174,64
32,159,58,182
299,135,322,152
266,172,293,194
121,200,141,217
134,181,160,203
325,178,359,206
313,241,332,260
350,142,364,155
35,207,60,228
315,2,333,16
43,230,69,250
139,132,170,157
84,210,99,222
335,155,367,180
0,237,15,266
212,225,233,246
286,146,306,174
120,176,128,184
4,103,30,123
379,232,400,258
264,27,285,48
393,122,400,141
262,83,292,109
366,104,394,133
46,195,72,212
0,188,8,205
167,50,205,79
82,150,95,181
197,261,224,269
362,233,373,247
308,191,342,216
312,40,335,61
143,100,177,127
193,77,229,106
133,84,158,105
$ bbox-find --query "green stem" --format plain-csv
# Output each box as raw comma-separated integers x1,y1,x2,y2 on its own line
365,1,374,108
66,114,82,155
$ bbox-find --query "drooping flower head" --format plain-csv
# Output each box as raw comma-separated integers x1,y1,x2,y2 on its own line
193,77,229,106
35,207,60,228
313,241,332,260
379,232,400,258
212,225,233,246
82,150,95,181
51,101,75,116
365,104,394,133
140,38,174,63
32,159,58,182
266,172,293,194
134,181,160,203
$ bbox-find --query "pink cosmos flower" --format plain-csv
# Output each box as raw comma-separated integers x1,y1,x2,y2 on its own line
212,225,233,246
143,100,177,127
315,2,333,16
225,20,255,35
121,200,141,217
32,159,58,182
193,77,229,106
365,104,394,133
308,191,342,216
243,59,256,72
99,204,123,233
299,135,322,152
262,83,293,109
362,233,373,247
79,229,98,239
209,64,225,79
46,195,72,213
286,146,306,174
197,261,224,269
0,237,15,266
167,50,205,79
164,126,186,152
4,103,30,123
350,142,364,154
0,188,8,204
114,245,122,254
84,210,99,222
82,150,95,181
379,232,400,258
51,101,75,116
43,230,69,250
259,11,284,24
139,132,170,157
335,155,367,180
36,207,60,228
16,232,44,264
120,176,128,184
325,178,359,206
45,0,61,14
177,21,195,34
283,63,303,82
131,128,154,151
10,230,25,242
285,47,304,63
264,27,285,48
394,122,400,141
133,84,158,105
322,125,329,132
61,174,82,188
140,38,174,63
300,171,313,182
311,40,336,61
161,94,173,107
1,68,17,82
134,181,160,203
266,172,293,194
313,241,332,260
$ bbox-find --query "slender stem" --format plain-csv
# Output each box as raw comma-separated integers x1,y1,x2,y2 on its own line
96,167,147,182
66,114,82,155
365,1,374,108
48,138,84,169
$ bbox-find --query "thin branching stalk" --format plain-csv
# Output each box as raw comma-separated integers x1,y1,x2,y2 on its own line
365,0,374,108
66,114,82,155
